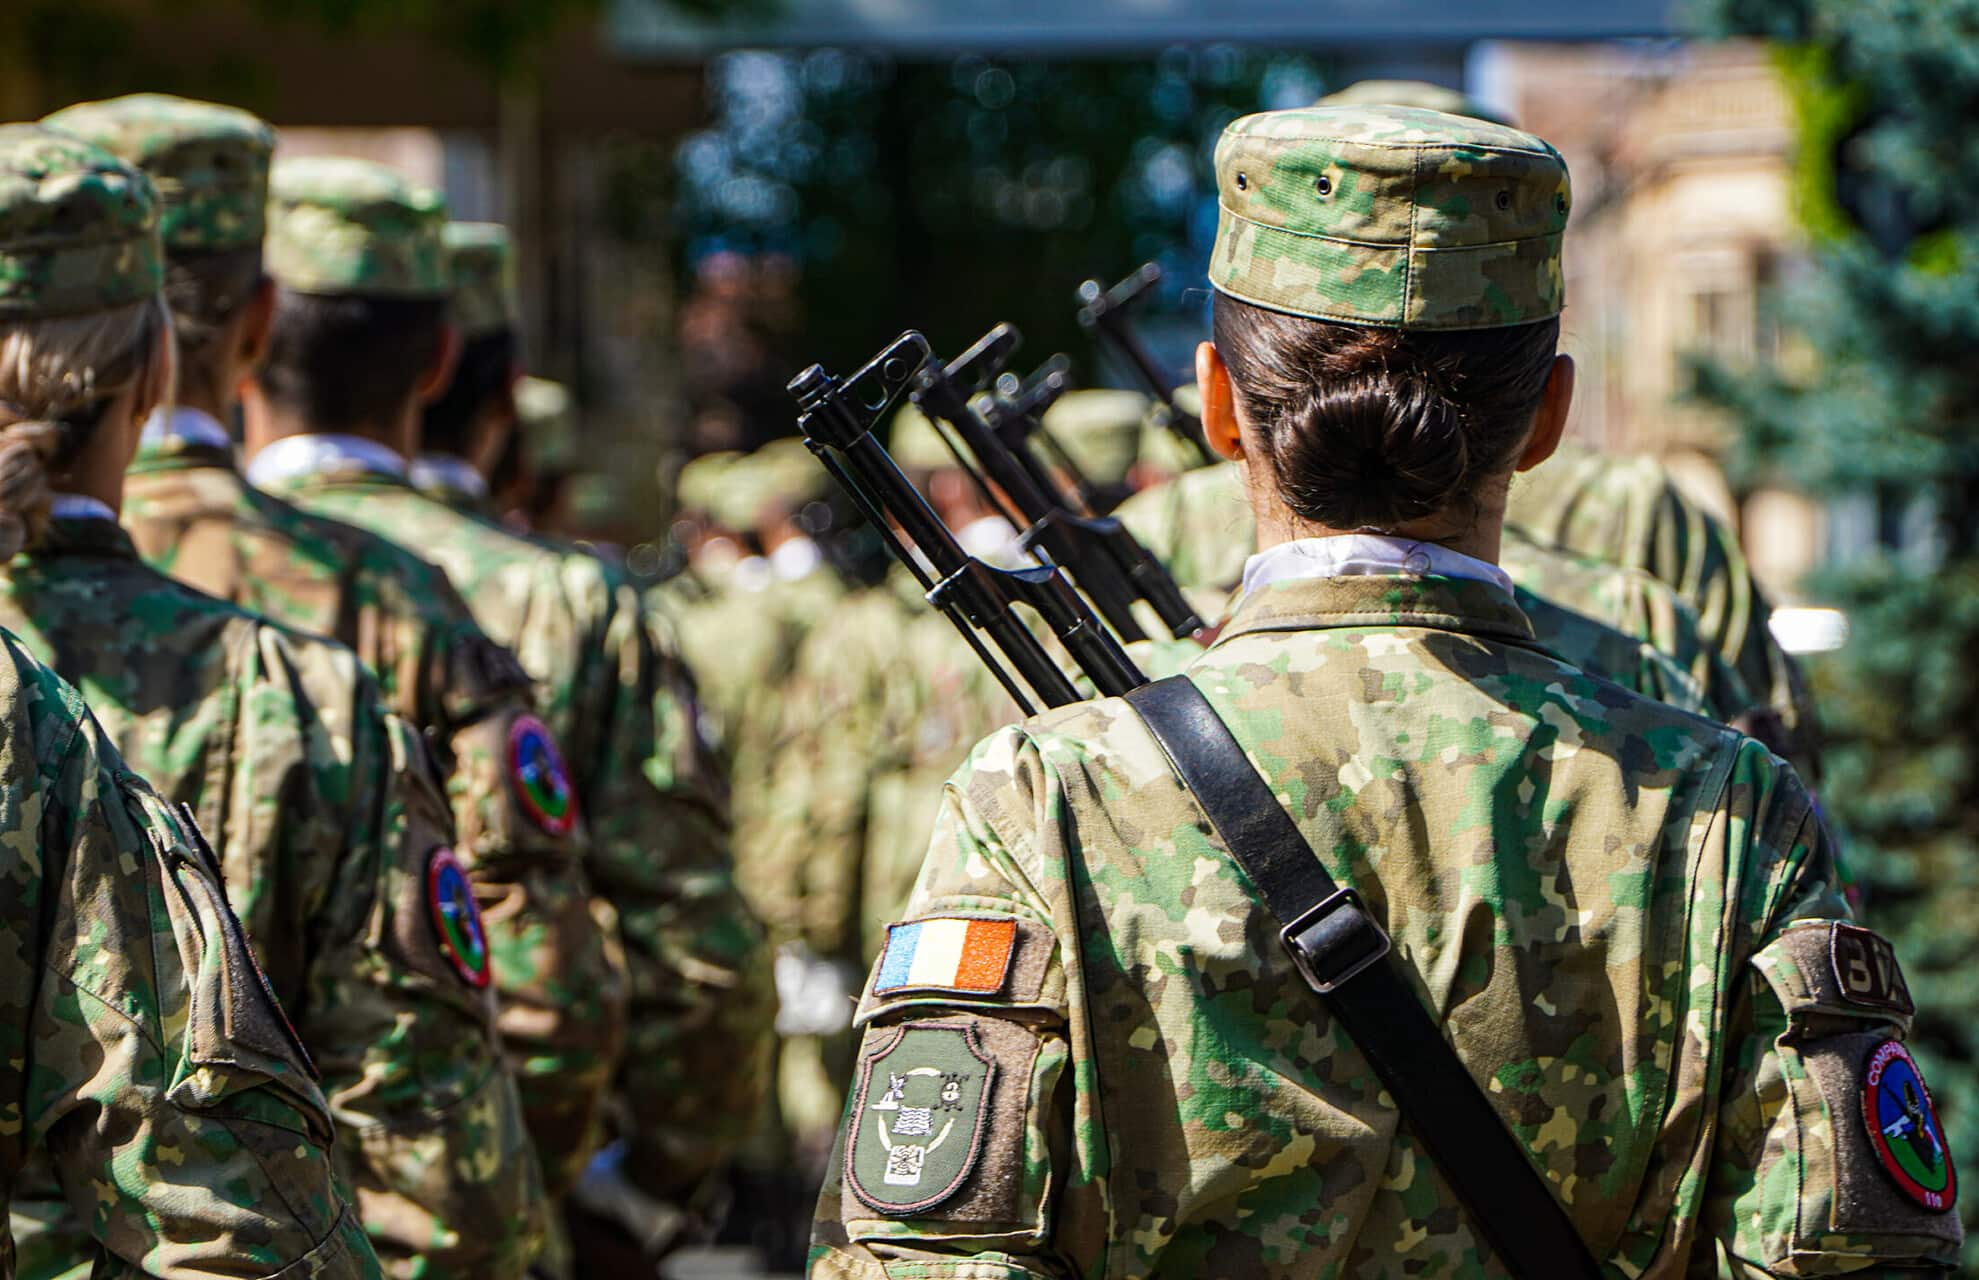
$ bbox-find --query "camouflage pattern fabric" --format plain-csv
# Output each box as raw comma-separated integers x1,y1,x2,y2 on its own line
1507,440,1820,771
118,436,623,1203
444,221,516,340
0,125,162,317
1208,105,1569,330
1115,458,1752,721
0,625,379,1276
259,461,772,1205
266,156,447,298
811,573,1961,1275
40,94,272,253
0,516,546,1278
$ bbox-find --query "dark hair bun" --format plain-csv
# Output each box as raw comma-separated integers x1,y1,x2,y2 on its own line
1211,294,1560,534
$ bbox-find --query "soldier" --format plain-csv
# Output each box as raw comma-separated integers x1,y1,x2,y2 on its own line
18,103,547,1276
411,221,518,519
1032,388,1149,514
83,125,616,1214
241,169,770,1248
810,105,1959,1274
0,120,380,1279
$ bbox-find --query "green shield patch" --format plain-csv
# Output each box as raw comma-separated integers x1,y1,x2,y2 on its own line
846,1021,996,1215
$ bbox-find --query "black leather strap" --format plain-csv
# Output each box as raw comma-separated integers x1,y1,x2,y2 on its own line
1123,675,1603,1279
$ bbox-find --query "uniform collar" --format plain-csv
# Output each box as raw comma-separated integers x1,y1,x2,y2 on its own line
131,429,236,475
1240,534,1514,598
140,405,233,452
410,453,489,504
770,535,823,582
48,493,116,523
245,433,409,490
34,512,140,560
1210,572,1538,651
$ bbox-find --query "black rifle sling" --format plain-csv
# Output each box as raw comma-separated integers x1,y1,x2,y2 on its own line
1121,676,1604,1280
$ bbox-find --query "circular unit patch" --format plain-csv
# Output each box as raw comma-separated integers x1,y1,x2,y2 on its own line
1863,1039,1955,1211
426,847,492,988
507,715,577,836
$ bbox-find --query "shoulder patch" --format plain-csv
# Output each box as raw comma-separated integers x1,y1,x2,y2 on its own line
1864,1040,1956,1212
846,1021,995,1215
507,714,578,836
874,917,1016,997
1832,923,1914,1016
426,846,492,988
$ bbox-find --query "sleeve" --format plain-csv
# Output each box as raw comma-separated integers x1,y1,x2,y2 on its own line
1704,766,1963,1274
586,585,774,1205
29,726,379,1278
438,628,627,1201
306,704,551,1278
809,727,1082,1280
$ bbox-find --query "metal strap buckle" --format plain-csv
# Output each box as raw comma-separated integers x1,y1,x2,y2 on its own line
1279,888,1392,995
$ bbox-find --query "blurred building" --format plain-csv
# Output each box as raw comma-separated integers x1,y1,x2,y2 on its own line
1487,40,1822,600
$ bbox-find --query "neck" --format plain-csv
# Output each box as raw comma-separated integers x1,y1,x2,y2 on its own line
67,407,138,516
1247,457,1510,564
242,385,414,466
174,358,233,424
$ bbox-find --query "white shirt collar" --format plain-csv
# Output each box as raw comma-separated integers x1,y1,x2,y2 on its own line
245,434,408,488
49,493,116,523
409,454,489,501
141,405,233,451
769,536,823,582
730,554,774,594
1240,534,1514,598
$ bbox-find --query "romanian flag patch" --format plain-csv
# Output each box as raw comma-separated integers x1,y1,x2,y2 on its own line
874,917,1017,997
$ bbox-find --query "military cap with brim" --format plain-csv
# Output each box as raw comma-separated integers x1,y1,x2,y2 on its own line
445,220,517,339
0,125,162,318
1210,105,1569,331
42,94,273,254
266,155,448,298
1040,389,1149,489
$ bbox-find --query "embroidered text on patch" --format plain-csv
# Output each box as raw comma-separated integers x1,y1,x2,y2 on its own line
874,917,1017,996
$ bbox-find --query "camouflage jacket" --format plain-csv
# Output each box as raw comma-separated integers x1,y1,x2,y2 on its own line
1505,441,1818,767
259,459,772,1203
811,573,1961,1277
0,626,380,1278
119,438,622,1201
1115,459,1753,724
0,517,545,1278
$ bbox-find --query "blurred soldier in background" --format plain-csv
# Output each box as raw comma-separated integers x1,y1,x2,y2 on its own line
24,94,547,1278
229,156,627,1219
1032,387,1149,514
379,207,772,1264
0,118,382,1280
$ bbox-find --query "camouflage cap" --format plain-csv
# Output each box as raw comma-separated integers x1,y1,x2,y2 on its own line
0,125,162,318
749,437,833,511
1209,105,1569,330
445,221,517,339
677,450,741,519
515,376,576,471
1138,384,1210,478
266,155,448,298
1040,389,1148,489
42,94,273,253
1315,79,1514,127
888,401,959,472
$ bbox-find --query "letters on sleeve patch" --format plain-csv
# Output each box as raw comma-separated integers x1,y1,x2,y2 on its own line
507,714,578,836
1863,1039,1956,1211
427,846,492,988
846,1021,995,1215
873,917,1017,997
1830,922,1915,1016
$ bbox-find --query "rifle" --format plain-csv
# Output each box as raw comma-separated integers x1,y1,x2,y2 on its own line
787,332,1143,714
910,324,1204,645
1076,262,1217,467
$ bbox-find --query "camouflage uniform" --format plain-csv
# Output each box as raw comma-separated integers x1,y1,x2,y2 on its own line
1115,458,1742,719
259,176,769,1206
0,121,380,1278
812,105,1959,1275
1,517,544,1279
1506,440,1820,766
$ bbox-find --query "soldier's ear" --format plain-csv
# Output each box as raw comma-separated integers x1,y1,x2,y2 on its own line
1196,341,1244,462
1513,354,1575,473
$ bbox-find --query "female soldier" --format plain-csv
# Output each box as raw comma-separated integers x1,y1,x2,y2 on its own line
809,106,1960,1275
0,125,547,1276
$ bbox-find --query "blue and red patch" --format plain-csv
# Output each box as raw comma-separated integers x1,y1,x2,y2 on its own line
1864,1039,1955,1211
426,846,491,988
507,715,577,836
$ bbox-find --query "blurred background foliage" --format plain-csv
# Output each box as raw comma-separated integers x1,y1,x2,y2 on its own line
1694,0,1979,1260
